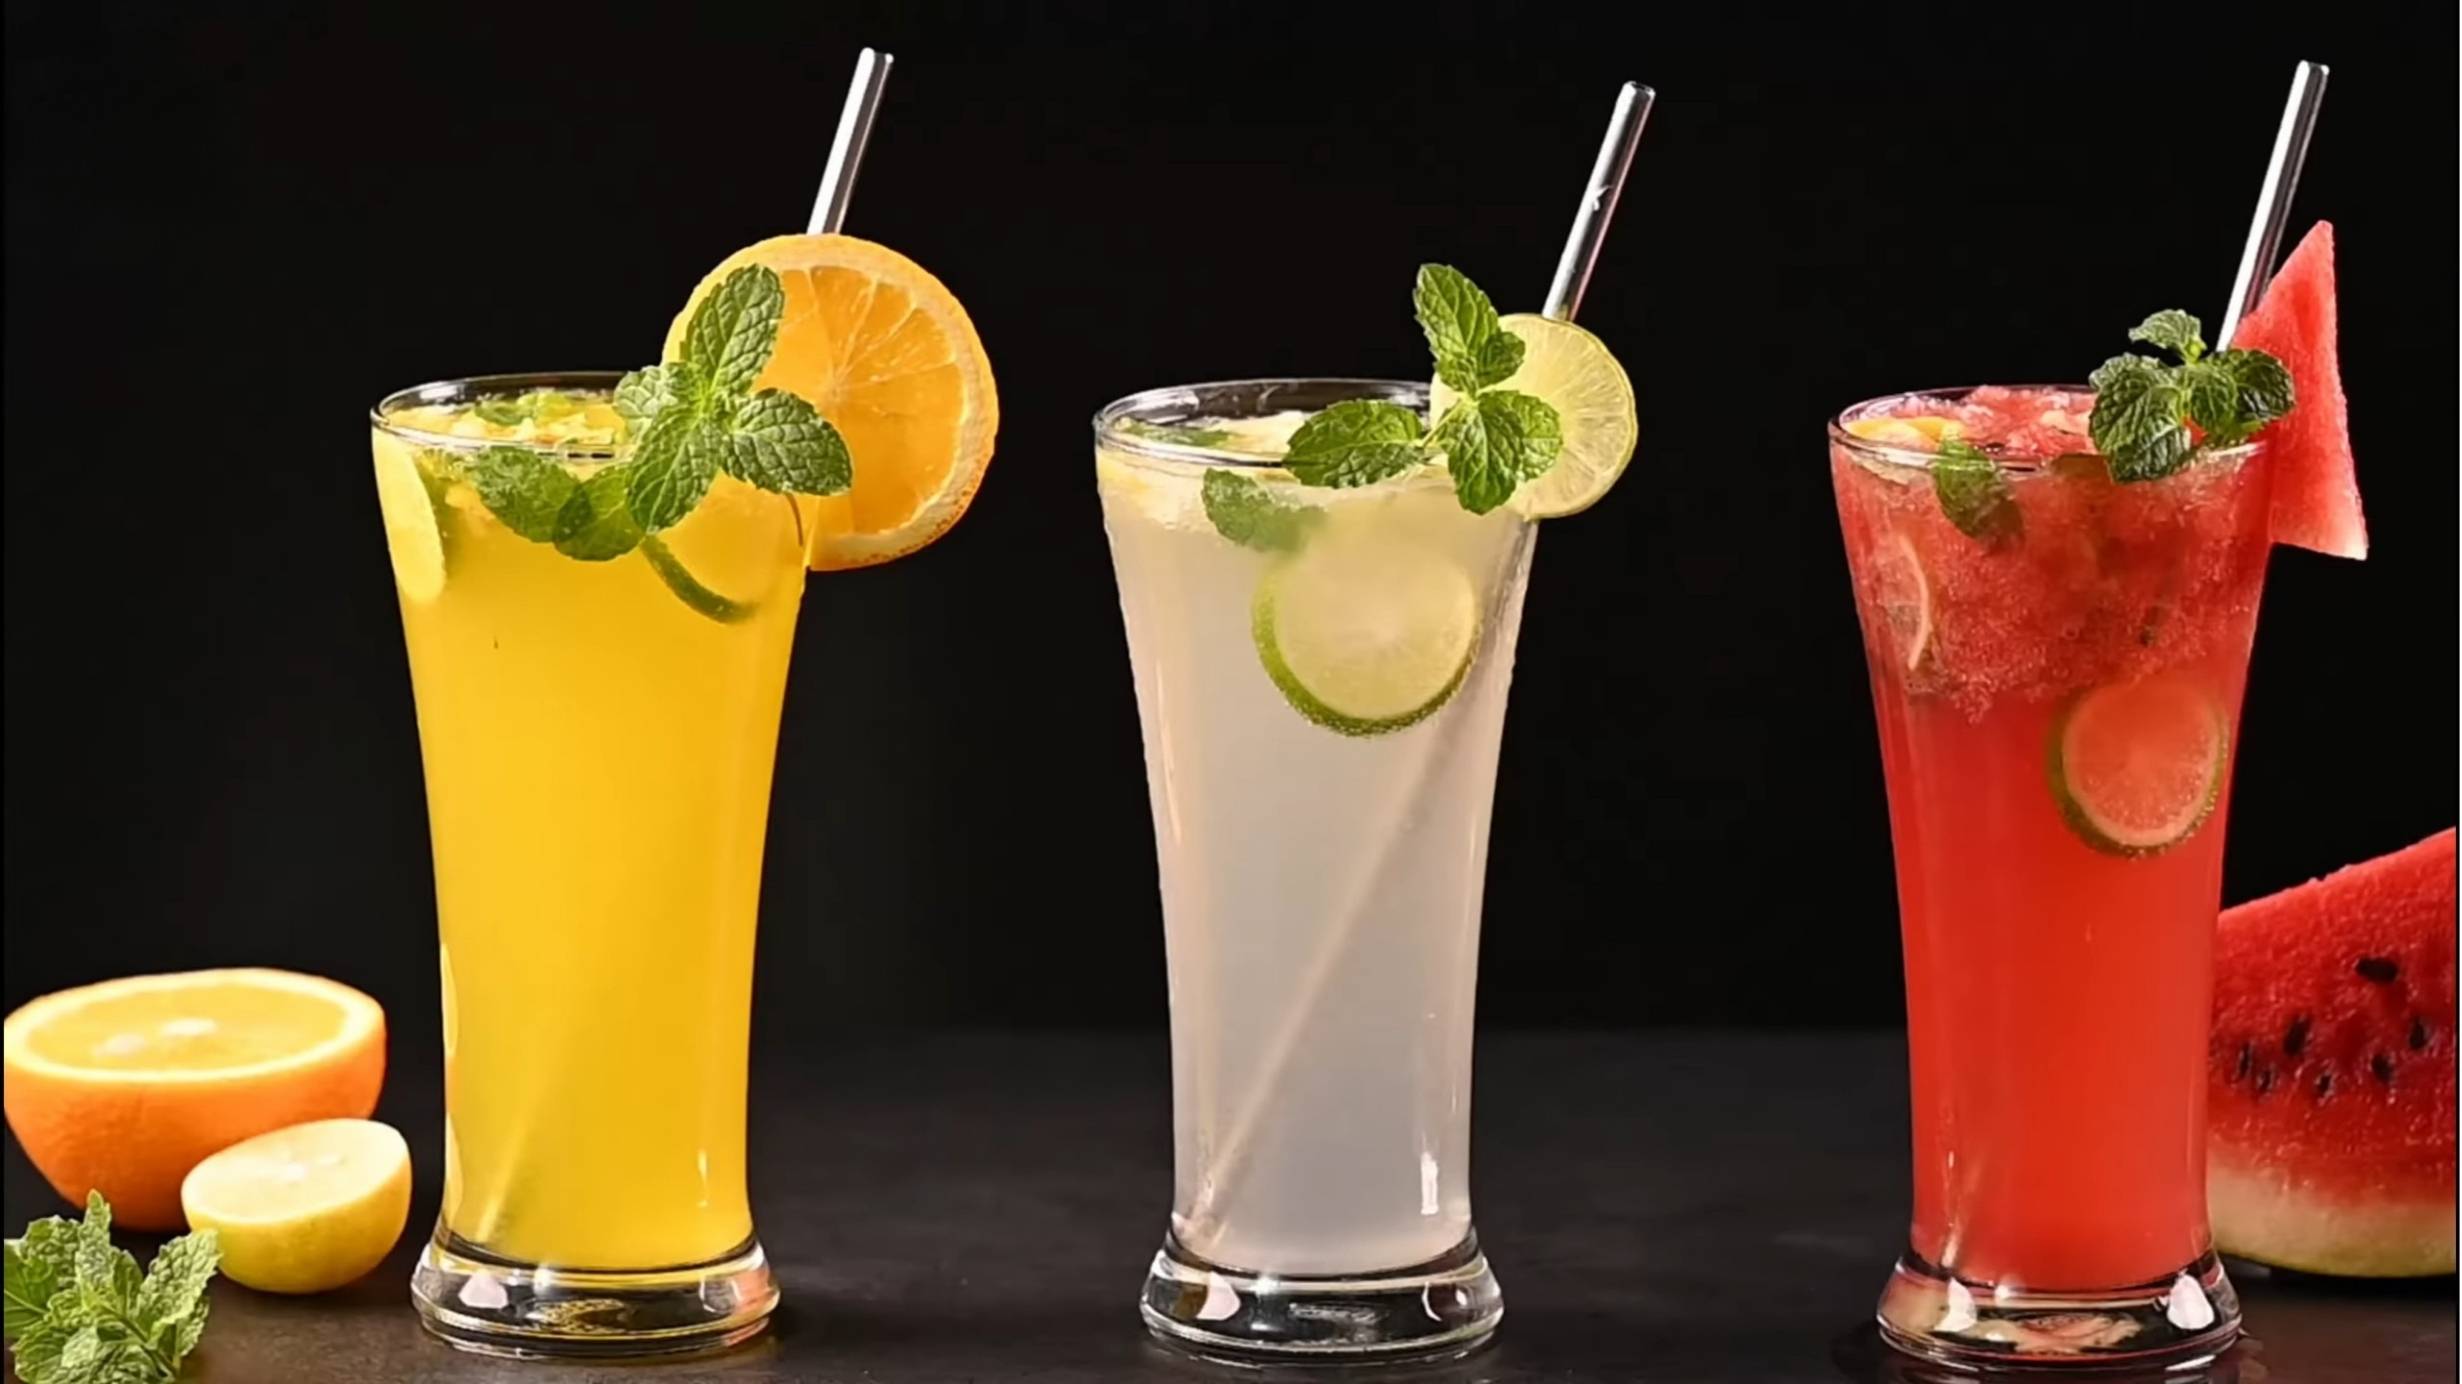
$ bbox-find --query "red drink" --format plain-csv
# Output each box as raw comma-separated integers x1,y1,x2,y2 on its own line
1831,387,2268,1365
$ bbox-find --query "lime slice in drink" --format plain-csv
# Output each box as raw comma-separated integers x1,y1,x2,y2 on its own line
1872,530,1934,672
1429,313,1637,518
1252,533,1479,736
2049,672,2230,856
371,433,447,603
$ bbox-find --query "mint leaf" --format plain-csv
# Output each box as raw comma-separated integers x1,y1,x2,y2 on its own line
472,397,530,427
553,465,644,561
1118,418,1235,449
1414,264,1521,393
1435,391,1561,515
2088,354,2192,482
11,1322,69,1382
680,265,784,398
1933,437,2023,545
2127,309,2207,362
528,390,580,424
613,367,676,437
131,1232,216,1357
463,445,579,542
55,1324,104,1377
1283,400,1426,488
1475,390,1562,478
7,1223,73,1341
2180,358,2242,442
725,390,852,496
2203,347,2293,442
624,411,720,533
71,1196,139,1309
1201,470,1321,552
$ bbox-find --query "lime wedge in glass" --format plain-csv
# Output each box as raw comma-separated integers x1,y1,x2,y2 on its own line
2049,672,2229,856
1252,532,1479,737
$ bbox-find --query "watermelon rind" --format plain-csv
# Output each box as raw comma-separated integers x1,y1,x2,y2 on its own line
2207,828,2458,1277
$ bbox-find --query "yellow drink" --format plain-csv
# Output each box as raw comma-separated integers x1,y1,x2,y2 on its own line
374,383,804,1272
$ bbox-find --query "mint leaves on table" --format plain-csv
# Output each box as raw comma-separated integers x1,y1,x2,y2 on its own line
7,1193,220,1384
1201,470,1322,553
1278,264,1562,516
1932,436,2022,546
2088,309,2293,482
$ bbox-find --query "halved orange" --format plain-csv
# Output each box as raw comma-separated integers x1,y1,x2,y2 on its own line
665,234,998,571
3,969,386,1230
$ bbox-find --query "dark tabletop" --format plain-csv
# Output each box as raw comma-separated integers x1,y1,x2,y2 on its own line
5,1032,2450,1383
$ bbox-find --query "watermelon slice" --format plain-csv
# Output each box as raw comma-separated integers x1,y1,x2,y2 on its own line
2231,221,2367,559
2209,828,2457,1276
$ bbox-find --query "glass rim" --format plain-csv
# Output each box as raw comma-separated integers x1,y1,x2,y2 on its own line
1093,377,1430,471
370,370,631,454
1829,384,2263,473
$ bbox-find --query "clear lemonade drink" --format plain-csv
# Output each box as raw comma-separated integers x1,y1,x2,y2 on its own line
1100,398,1534,1275
1104,268,1639,1361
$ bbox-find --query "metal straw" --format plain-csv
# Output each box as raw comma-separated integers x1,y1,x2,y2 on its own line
1542,82,1655,321
2218,61,2328,345
808,48,894,235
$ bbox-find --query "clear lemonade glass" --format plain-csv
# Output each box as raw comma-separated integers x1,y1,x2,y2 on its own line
1101,270,1638,1362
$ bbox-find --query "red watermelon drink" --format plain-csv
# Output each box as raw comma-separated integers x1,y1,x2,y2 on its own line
1832,226,2362,1369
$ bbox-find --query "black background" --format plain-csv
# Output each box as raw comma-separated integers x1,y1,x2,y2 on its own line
4,4,2453,1060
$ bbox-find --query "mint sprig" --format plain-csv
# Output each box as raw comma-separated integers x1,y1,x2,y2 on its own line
435,264,857,618
1272,264,1562,519
1201,470,1322,553
7,1193,220,1384
2088,309,2293,482
1932,436,2022,546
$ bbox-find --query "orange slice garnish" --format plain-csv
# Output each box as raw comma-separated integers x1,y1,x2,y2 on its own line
665,234,997,571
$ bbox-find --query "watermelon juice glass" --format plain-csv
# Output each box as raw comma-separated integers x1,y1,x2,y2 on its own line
1829,386,2268,1368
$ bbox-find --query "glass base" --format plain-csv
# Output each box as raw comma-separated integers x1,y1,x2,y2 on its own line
1140,1230,1502,1363
1877,1248,2239,1371
411,1226,777,1360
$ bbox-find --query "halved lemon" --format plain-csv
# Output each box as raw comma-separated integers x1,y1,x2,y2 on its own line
371,432,447,602
664,234,998,571
3,970,386,1230
182,1118,412,1294
1429,313,1636,518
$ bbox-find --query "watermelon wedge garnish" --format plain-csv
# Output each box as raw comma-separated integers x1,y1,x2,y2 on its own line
2208,827,2456,1276
2231,221,2367,560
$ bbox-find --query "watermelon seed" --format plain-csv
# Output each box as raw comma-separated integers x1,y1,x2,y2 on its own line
2408,1017,2430,1051
2370,1052,2396,1084
2355,956,2400,983
2283,1015,2311,1057
2233,1042,2253,1081
2312,1069,2334,1100
2254,1067,2277,1096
